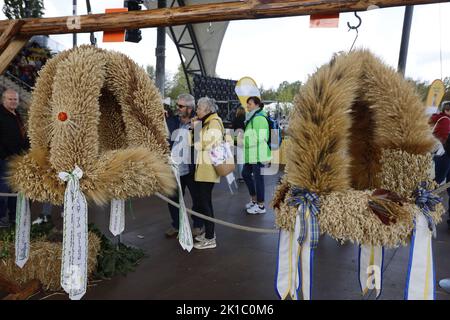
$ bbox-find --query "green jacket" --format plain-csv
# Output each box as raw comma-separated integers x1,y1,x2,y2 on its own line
244,110,272,164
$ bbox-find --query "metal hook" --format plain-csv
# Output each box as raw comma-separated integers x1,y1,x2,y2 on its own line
347,11,362,31
347,12,362,52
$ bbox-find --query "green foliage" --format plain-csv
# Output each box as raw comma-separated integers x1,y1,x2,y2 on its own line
0,221,55,259
150,64,302,105
166,64,192,101
146,64,174,97
260,86,277,101
3,0,44,19
88,224,145,279
0,222,145,280
407,78,429,102
260,81,302,103
0,227,14,259
276,81,302,103
407,77,450,105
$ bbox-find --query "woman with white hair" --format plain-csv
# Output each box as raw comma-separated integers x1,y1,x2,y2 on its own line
191,97,224,249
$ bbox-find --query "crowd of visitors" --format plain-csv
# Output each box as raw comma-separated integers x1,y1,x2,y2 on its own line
6,41,52,87
165,94,273,249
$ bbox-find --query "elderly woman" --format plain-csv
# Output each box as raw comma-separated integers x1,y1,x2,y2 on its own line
192,97,224,250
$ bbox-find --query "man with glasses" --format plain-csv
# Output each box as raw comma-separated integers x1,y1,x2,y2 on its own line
165,94,204,238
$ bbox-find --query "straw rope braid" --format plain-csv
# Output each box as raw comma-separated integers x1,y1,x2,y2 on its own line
2,180,449,235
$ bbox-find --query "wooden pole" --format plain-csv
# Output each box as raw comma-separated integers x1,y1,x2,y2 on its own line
0,20,25,54
0,36,30,75
0,0,446,37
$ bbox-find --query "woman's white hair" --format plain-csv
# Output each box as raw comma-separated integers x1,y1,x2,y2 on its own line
197,97,218,113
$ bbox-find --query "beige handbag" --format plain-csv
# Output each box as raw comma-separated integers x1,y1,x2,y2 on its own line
208,120,235,177
213,146,235,177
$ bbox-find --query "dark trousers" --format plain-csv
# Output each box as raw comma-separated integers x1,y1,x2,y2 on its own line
168,171,204,229
242,163,265,203
0,159,15,222
195,181,215,239
434,153,450,214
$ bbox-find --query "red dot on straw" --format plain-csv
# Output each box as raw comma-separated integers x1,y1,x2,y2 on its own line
58,112,68,122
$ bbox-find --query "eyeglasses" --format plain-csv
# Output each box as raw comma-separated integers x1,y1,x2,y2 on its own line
177,104,188,109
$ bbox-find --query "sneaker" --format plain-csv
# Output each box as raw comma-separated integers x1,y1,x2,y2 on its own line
195,232,216,242
245,201,257,209
246,205,266,215
193,238,217,250
191,227,204,237
165,226,179,238
32,214,49,225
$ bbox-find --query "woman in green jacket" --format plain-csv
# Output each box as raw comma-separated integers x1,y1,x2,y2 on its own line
242,96,271,214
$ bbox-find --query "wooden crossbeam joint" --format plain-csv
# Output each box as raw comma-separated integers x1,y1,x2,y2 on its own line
0,19,25,53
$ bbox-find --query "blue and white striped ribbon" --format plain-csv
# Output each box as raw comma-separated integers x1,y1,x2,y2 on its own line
284,187,320,300
405,182,441,300
358,245,384,299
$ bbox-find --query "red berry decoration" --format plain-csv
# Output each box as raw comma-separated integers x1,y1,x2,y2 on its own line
58,112,68,122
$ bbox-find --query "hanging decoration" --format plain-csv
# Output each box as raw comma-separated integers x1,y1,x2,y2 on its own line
109,199,125,237
7,45,177,299
15,192,30,269
59,166,88,300
272,50,445,300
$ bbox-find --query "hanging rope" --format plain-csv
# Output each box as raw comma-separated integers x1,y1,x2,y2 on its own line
155,192,278,234
2,177,450,235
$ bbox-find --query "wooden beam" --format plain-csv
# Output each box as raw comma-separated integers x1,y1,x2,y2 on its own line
0,36,30,75
0,20,24,53
0,0,446,37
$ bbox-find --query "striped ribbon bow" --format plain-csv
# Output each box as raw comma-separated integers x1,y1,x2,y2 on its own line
287,187,320,249
414,182,442,237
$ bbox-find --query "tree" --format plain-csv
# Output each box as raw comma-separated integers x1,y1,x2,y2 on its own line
277,80,302,103
146,65,155,80
166,64,191,101
260,86,277,101
407,78,429,102
3,0,44,19
145,64,173,97
260,80,302,103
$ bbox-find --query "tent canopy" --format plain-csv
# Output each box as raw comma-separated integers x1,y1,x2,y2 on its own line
144,0,235,77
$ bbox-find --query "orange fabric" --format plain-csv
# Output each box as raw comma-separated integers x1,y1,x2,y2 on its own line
310,13,339,28
103,8,128,42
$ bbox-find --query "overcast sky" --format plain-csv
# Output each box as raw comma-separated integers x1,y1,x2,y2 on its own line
1,0,449,90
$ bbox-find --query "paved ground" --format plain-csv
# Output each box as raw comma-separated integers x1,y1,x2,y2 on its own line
3,171,450,300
